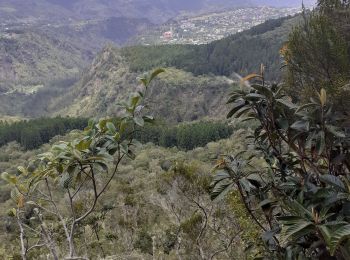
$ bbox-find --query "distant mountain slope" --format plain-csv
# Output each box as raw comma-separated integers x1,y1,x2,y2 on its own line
0,14,156,117
72,17,153,46
0,28,100,117
0,29,92,93
66,0,254,22
0,0,73,23
130,6,299,45
0,0,253,24
36,16,154,47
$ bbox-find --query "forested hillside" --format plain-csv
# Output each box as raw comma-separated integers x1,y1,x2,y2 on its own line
47,15,298,120
0,117,87,150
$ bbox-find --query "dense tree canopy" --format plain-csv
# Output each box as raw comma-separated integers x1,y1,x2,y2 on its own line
135,121,233,150
0,117,87,150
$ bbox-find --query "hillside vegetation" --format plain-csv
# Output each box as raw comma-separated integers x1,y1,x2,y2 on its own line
0,129,255,259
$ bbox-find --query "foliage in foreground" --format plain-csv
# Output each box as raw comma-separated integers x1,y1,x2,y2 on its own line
212,72,350,259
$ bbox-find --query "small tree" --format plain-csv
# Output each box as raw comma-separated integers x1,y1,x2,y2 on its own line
2,69,164,260
282,13,349,103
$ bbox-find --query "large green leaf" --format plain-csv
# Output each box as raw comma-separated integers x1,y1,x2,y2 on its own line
319,225,332,247
245,93,266,101
130,94,141,108
134,116,145,127
227,101,246,119
290,120,310,132
277,98,298,109
295,103,318,114
211,171,231,183
140,68,165,87
149,68,165,84
251,84,273,99
330,224,350,255
76,139,92,151
316,131,326,155
280,219,314,245
211,181,234,202
227,93,243,104
325,125,346,138
319,174,346,192
284,200,314,219
234,106,251,118
106,122,117,134
1,172,18,185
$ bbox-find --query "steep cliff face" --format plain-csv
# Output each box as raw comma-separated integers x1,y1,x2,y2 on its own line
49,46,234,122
